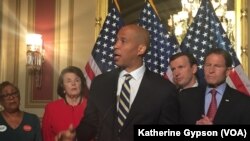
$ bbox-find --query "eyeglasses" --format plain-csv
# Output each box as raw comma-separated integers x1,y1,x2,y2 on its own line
0,92,19,99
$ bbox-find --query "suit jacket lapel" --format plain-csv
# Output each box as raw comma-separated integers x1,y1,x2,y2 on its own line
196,87,206,118
213,85,233,123
188,87,206,121
119,69,149,131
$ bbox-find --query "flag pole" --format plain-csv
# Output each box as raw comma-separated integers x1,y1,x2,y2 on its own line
148,0,160,20
114,0,121,12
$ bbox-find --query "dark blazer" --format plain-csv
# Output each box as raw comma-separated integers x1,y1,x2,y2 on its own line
76,68,179,141
178,85,250,124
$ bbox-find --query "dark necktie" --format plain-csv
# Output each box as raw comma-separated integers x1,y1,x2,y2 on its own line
207,89,217,121
117,74,132,131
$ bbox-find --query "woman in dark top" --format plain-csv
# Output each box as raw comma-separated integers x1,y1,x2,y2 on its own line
0,81,42,141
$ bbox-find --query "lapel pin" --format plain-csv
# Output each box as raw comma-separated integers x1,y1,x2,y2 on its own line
225,99,230,102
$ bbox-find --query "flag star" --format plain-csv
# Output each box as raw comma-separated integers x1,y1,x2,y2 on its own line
95,49,100,53
204,24,209,29
209,36,214,40
160,63,164,68
165,34,170,38
153,69,158,73
103,35,108,40
96,41,101,45
112,22,116,27
111,38,115,43
153,60,158,65
198,65,203,69
205,17,209,21
186,43,190,48
201,48,206,53
104,27,109,32
187,34,192,40
197,22,202,26
160,55,164,60
195,29,200,35
203,32,208,37
199,56,204,62
102,50,107,55
221,41,226,46
160,47,164,52
112,15,117,19
194,38,199,42
189,27,194,31
111,30,116,34
106,20,110,25
108,61,113,65
202,40,207,45
103,43,108,48
198,14,203,18
101,58,106,63
147,11,151,16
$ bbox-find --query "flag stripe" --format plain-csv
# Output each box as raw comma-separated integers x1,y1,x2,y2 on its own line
229,66,250,96
85,62,95,81
235,66,250,93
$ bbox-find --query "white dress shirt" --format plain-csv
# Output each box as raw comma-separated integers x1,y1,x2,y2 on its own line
116,65,146,108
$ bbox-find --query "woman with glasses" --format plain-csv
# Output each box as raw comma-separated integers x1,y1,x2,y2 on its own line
0,81,42,141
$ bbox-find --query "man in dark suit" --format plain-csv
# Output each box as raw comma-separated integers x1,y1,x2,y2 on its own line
178,48,250,124
56,24,178,141
169,52,198,91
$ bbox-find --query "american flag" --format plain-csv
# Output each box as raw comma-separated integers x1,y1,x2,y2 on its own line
83,3,124,88
138,1,180,79
180,0,250,95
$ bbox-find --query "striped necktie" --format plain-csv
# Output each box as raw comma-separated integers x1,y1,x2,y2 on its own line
117,74,132,131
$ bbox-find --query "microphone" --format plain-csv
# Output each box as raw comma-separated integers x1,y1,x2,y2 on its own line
95,96,117,140
95,76,119,140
